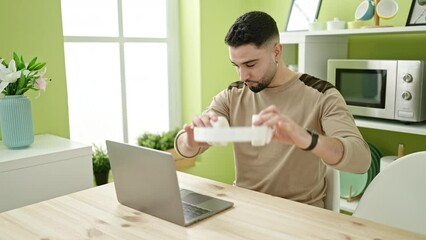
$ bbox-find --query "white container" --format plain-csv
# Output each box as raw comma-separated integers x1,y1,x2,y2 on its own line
327,17,345,30
308,21,326,31
195,115,273,147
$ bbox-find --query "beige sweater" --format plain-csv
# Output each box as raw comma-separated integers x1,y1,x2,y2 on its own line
176,73,371,207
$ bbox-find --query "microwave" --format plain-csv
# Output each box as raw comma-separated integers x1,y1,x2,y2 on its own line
328,59,426,122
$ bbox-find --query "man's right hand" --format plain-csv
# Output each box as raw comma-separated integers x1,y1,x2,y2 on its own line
177,111,218,156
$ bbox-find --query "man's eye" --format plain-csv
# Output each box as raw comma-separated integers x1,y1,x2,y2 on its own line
247,64,255,68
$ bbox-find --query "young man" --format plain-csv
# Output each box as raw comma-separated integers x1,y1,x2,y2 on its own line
175,11,371,208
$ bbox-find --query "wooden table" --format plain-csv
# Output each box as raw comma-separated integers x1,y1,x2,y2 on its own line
0,172,424,239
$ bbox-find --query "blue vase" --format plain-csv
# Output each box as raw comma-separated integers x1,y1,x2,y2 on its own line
0,95,34,149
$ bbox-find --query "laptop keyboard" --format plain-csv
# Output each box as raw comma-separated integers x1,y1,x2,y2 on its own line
182,202,211,219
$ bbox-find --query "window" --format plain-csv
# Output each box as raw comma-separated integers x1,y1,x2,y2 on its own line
61,0,180,147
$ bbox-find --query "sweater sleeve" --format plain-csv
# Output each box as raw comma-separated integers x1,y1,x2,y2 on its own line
320,89,371,173
174,89,231,159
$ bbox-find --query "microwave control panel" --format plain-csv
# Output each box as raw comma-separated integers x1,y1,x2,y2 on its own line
395,60,426,122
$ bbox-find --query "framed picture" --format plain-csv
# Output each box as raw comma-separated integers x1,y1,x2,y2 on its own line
285,0,322,31
406,0,426,26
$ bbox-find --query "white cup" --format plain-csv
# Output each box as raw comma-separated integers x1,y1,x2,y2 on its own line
327,17,346,30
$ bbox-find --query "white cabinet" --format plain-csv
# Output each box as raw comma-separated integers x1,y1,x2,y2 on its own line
280,26,426,136
0,134,93,212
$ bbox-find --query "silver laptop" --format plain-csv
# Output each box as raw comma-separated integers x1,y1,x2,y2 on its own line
105,140,234,226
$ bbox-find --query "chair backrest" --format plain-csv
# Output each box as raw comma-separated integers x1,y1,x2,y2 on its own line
353,151,426,235
324,167,340,212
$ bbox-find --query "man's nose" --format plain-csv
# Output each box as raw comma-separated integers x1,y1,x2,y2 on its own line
239,68,250,81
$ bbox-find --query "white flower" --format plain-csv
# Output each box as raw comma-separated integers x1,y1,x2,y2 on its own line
1,53,50,96
0,59,22,93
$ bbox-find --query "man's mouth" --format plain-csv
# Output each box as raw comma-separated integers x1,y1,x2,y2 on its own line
244,80,258,87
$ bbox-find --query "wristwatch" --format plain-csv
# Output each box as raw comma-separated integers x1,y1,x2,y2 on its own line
302,129,318,151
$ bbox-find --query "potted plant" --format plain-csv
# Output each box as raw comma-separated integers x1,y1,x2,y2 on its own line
0,52,50,149
137,128,195,170
92,144,111,186
138,128,178,151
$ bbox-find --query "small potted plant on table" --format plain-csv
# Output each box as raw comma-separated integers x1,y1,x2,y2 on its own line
92,144,111,186
137,128,195,170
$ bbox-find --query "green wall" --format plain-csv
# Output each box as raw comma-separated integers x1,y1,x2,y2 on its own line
180,0,426,184
0,0,70,139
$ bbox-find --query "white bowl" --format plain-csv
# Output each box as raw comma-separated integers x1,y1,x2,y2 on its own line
347,20,365,29
308,21,326,31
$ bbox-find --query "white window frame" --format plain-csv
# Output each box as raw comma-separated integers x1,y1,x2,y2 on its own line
62,0,181,143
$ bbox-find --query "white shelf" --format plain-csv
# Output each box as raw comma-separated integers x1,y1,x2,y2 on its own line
280,26,426,44
355,117,426,136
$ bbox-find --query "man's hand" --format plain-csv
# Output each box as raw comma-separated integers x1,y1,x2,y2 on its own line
178,111,219,154
254,105,344,165
253,105,312,149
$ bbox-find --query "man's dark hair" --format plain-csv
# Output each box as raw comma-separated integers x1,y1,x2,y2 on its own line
225,11,279,48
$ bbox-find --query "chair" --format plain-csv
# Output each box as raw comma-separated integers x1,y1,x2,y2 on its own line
324,167,340,212
353,151,426,235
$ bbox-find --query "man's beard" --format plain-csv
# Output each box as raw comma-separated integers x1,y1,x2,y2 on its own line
246,65,277,93
248,81,270,93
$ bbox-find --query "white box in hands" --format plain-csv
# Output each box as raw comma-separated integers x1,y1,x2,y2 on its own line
194,116,273,147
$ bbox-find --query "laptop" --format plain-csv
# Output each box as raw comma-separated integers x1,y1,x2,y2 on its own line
105,140,234,226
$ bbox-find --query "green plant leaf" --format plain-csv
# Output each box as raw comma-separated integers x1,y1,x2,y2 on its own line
15,86,31,95
20,55,25,68
16,71,27,90
29,62,46,71
13,52,25,70
27,57,38,69
0,58,6,67
137,128,180,150
12,52,19,62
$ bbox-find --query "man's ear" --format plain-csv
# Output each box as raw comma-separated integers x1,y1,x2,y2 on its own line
274,43,282,61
